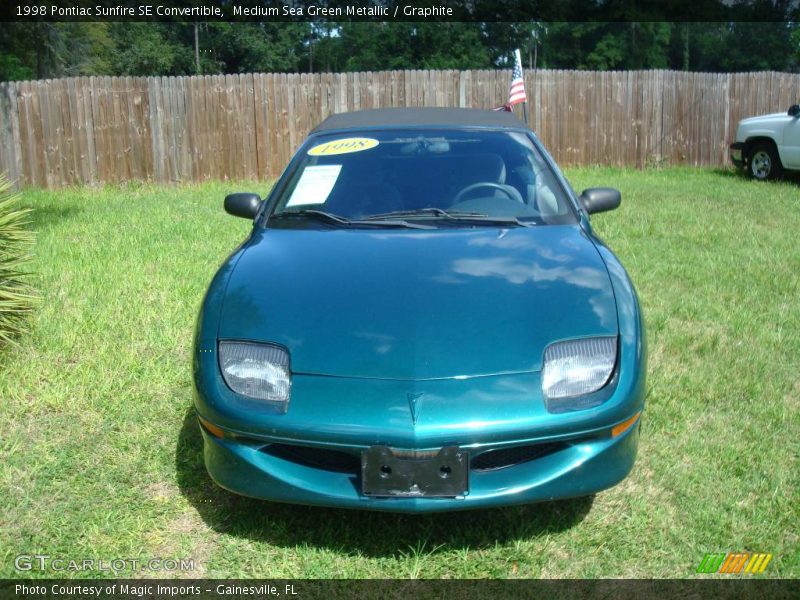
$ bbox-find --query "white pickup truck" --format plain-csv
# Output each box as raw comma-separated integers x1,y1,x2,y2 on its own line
730,104,800,179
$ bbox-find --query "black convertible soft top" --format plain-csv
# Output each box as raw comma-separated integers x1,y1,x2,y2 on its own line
311,107,528,134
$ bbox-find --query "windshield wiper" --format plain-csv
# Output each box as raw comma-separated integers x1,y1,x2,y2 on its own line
364,207,536,227
272,209,351,225
364,207,483,220
270,209,434,229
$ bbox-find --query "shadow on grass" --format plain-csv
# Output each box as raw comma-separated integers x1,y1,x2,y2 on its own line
26,203,83,229
708,167,744,179
175,407,594,558
709,166,800,184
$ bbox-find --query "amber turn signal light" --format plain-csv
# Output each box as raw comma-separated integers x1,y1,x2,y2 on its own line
198,415,225,439
611,412,641,437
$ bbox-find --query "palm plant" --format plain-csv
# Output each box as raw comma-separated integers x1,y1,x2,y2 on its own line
0,175,36,347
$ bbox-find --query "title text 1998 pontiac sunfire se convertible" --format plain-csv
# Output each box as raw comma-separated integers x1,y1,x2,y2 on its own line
193,108,646,512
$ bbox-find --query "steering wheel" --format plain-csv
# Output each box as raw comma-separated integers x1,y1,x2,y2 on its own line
454,182,521,204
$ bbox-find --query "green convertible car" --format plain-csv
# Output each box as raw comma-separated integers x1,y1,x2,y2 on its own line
193,107,646,512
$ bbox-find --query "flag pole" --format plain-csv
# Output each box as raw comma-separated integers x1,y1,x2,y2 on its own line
515,48,529,126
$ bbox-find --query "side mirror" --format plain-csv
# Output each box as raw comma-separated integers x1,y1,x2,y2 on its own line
788,104,800,118
579,188,621,215
224,193,262,219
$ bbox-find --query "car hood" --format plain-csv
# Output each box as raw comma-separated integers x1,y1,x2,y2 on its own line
218,225,618,380
739,112,792,127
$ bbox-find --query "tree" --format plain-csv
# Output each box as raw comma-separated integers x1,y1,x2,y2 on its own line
177,22,309,75
0,22,115,80
1,13,798,82
410,23,492,69
333,23,414,71
109,23,193,76
0,24,36,81
0,23,67,79
668,22,797,72
331,23,492,72
61,23,115,76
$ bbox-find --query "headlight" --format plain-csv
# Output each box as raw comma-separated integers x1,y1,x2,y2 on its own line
542,336,617,408
219,341,291,405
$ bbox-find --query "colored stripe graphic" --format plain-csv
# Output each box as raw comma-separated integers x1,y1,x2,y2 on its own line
745,553,773,574
719,553,737,573
697,553,726,573
723,553,748,573
697,553,773,574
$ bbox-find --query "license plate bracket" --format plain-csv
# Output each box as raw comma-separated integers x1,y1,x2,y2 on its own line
361,445,469,497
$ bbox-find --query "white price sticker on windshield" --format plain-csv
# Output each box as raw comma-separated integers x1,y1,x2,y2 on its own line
286,165,342,207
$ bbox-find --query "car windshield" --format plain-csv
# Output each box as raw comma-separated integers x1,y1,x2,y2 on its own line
269,129,577,227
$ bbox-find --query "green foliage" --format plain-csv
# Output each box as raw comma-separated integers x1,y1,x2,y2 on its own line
1,15,798,81
335,23,412,71
109,23,195,77
677,22,797,72
415,23,492,69
63,23,116,76
586,27,628,70
793,26,800,63
0,53,34,82
330,23,491,71
0,176,35,347
0,23,115,80
539,22,684,70
205,22,308,73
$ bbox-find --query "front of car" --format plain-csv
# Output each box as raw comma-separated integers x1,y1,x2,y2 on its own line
193,109,646,512
729,107,799,175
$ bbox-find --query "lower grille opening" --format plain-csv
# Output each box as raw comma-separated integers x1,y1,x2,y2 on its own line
471,442,567,472
262,443,360,474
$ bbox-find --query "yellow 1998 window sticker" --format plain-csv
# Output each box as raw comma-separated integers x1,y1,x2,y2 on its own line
308,137,379,156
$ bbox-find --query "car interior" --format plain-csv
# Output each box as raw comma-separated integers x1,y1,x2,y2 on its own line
287,132,569,222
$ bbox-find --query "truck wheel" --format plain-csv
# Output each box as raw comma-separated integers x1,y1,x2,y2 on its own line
748,143,783,180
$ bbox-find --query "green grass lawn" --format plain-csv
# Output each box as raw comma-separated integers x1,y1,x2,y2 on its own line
0,168,797,578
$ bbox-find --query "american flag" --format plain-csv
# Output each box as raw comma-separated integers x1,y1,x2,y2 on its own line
507,48,527,106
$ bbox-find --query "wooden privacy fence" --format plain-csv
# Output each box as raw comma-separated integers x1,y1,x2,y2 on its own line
1,69,799,188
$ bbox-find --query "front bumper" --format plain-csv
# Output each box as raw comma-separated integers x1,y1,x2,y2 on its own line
199,418,640,512
194,346,645,511
730,142,745,168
